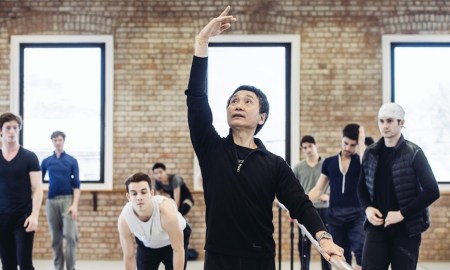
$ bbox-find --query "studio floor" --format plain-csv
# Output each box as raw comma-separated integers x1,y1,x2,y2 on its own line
24,259,450,270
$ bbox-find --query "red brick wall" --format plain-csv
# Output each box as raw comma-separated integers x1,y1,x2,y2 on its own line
0,0,449,261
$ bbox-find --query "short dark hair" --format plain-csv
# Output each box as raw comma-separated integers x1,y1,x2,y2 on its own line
364,136,375,146
226,85,270,135
300,135,316,146
342,123,360,141
152,162,166,171
51,131,66,140
125,172,152,193
0,112,22,130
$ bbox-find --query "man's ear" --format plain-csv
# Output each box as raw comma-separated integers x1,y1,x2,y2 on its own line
258,113,267,125
151,189,155,196
126,192,130,201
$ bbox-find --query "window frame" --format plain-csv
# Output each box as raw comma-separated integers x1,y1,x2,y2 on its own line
209,35,300,155
10,35,114,190
208,35,300,164
382,34,450,191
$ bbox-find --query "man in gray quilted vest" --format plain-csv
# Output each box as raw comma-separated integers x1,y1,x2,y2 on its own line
358,102,440,270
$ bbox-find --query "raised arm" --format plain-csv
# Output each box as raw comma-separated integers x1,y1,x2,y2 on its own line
118,215,137,270
195,6,236,57
186,7,236,162
160,200,185,270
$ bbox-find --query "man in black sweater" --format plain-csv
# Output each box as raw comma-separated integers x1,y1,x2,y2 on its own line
185,6,343,270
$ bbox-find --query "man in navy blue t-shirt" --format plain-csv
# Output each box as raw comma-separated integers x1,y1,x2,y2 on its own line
309,123,366,269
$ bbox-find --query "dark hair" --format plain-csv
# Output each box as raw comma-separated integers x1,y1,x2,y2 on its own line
300,135,316,146
342,123,360,141
152,162,166,171
0,112,22,130
226,85,270,135
364,136,375,146
51,131,66,140
125,172,152,193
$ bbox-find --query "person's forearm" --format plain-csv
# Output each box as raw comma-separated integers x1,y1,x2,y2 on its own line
31,185,43,217
173,249,185,270
308,188,320,201
124,257,136,270
72,188,81,208
195,36,208,57
174,189,181,208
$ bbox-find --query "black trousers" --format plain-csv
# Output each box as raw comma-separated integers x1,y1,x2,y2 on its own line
298,208,331,270
0,212,35,270
204,251,275,270
361,224,421,270
136,223,191,270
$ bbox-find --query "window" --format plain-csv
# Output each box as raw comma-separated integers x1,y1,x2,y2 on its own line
208,35,300,162
10,35,114,190
383,35,450,190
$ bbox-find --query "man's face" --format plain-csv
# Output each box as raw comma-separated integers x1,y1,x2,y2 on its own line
341,137,358,157
378,117,403,139
127,181,153,214
301,142,318,158
227,90,266,133
52,135,65,152
152,168,167,182
1,120,20,144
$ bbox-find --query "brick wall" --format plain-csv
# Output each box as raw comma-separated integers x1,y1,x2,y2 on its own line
0,0,449,262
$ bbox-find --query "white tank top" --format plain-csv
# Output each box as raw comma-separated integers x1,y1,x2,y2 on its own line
121,195,186,248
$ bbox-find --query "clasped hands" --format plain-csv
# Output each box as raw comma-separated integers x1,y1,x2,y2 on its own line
365,206,404,227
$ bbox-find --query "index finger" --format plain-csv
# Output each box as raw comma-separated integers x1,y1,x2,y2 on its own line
220,6,231,17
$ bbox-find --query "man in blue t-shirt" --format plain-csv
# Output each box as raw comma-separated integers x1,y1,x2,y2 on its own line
308,124,366,269
41,131,80,270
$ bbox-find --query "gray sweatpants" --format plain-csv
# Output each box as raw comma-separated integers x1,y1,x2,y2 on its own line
46,195,78,270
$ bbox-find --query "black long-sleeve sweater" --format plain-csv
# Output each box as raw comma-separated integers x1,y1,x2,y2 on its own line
185,56,325,259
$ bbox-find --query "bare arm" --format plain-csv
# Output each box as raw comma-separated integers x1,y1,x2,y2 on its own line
160,200,185,270
308,174,329,202
118,215,137,270
173,186,181,208
25,171,43,232
68,188,80,220
195,6,236,57
358,126,366,163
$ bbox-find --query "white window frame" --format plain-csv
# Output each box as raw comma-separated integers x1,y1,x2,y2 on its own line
10,35,114,190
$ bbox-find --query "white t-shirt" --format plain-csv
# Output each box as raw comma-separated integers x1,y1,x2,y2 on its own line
121,195,186,248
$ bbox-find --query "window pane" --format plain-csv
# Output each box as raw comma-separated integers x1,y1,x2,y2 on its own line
208,46,287,158
22,46,102,182
393,45,450,183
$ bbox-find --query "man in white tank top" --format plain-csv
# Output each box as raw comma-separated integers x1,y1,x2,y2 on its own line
118,172,191,270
